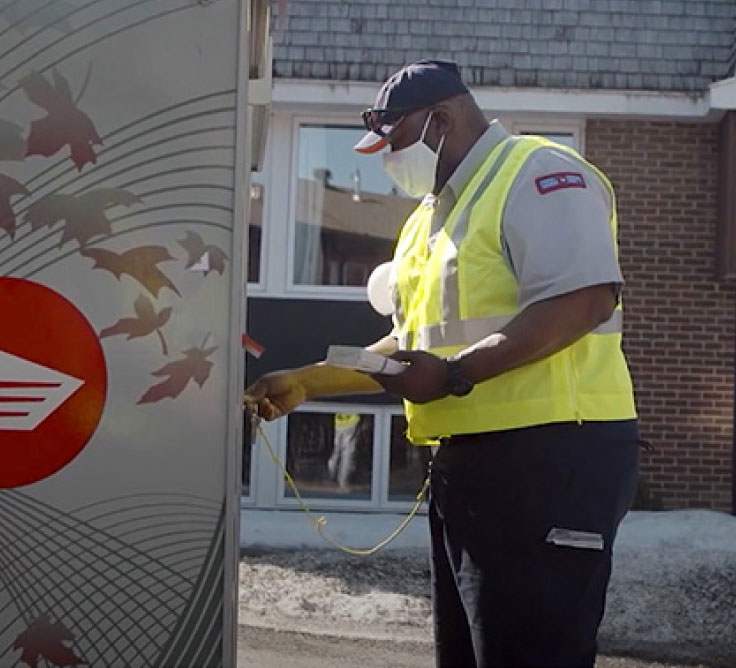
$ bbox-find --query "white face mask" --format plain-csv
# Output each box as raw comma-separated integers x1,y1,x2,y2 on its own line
382,112,445,198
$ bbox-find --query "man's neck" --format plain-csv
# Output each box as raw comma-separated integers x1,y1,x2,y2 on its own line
433,121,490,194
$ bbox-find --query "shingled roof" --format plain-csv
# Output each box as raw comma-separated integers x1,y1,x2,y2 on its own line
272,0,736,93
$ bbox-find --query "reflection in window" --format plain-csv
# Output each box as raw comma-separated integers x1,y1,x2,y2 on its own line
286,411,374,500
293,125,416,287
388,415,432,502
248,174,264,283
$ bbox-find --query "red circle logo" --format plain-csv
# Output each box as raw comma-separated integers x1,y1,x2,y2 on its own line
0,278,107,488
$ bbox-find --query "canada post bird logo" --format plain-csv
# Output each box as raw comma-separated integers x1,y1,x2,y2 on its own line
0,350,84,431
535,171,586,195
0,278,106,488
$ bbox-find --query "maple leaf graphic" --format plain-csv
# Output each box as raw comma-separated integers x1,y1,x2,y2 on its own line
20,70,102,171
24,188,142,248
12,613,87,668
138,336,218,404
100,294,172,355
0,174,29,240
80,246,181,298
0,118,26,160
178,230,229,275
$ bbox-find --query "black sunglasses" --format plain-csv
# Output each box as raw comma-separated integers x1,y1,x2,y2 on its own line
361,106,420,137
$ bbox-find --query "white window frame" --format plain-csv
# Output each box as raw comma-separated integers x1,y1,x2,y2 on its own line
381,405,430,512
245,126,272,295
287,114,393,300
262,112,399,300
509,117,585,154
254,110,289,297
248,416,281,509
247,402,423,512
274,401,385,511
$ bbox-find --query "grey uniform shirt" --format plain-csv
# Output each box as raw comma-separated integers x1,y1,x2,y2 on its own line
431,121,622,310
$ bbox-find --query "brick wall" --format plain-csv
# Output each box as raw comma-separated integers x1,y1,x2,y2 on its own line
586,120,734,511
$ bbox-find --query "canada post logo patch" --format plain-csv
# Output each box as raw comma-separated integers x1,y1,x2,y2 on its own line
535,172,586,194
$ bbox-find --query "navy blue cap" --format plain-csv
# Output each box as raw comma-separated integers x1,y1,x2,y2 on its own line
355,60,469,153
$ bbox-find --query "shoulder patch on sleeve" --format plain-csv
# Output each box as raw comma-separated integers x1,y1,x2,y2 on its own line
534,172,586,195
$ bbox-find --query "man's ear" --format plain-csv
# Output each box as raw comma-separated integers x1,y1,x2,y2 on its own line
430,108,452,150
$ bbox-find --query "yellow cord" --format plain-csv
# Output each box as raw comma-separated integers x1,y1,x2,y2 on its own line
255,422,430,556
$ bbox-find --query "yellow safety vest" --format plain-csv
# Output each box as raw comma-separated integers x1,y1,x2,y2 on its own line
390,135,637,444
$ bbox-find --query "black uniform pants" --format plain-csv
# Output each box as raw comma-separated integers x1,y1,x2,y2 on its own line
428,420,640,668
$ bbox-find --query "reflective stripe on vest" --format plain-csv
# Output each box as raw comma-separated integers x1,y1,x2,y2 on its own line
390,138,521,342
397,310,622,350
440,137,521,322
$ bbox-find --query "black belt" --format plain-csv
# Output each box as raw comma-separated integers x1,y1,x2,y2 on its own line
438,431,496,446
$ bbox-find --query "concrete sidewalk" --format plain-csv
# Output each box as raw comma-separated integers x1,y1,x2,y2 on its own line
240,509,736,666
236,625,711,668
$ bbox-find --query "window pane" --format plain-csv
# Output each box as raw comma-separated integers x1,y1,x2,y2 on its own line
388,415,431,502
247,173,264,283
293,125,416,287
286,411,374,500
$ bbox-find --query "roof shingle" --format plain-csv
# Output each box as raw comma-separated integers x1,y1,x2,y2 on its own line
273,0,736,92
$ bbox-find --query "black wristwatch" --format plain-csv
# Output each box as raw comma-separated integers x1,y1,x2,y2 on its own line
445,358,474,397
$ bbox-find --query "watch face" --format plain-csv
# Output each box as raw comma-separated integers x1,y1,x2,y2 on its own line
447,361,474,396
450,378,474,396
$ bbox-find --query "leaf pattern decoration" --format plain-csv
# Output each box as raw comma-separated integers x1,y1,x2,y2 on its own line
0,174,28,240
80,245,181,298
178,230,229,275
100,294,172,355
20,70,102,170
12,613,86,668
138,337,218,404
0,118,26,160
24,188,142,248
